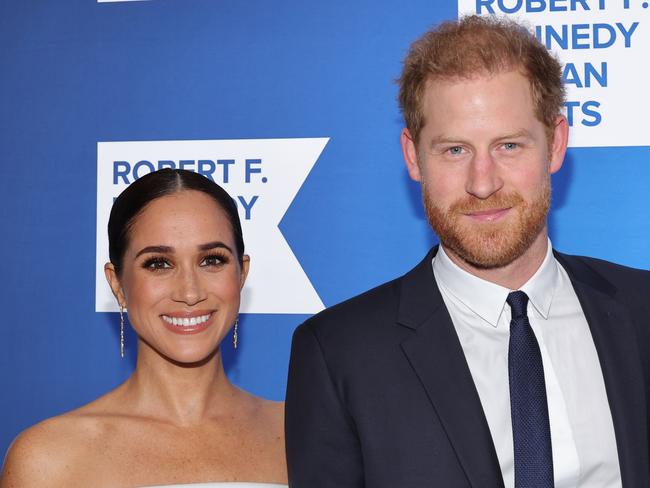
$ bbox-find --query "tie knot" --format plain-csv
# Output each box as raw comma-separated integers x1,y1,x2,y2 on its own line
507,290,529,319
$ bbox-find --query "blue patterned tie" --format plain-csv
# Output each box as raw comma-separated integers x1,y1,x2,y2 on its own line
507,291,554,488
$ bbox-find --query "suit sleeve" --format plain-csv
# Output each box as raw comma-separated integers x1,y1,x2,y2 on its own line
285,322,364,487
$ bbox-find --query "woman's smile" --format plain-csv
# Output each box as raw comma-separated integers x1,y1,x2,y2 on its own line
161,311,214,335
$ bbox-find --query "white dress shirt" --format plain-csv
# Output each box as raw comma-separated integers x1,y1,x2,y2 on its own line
432,241,622,488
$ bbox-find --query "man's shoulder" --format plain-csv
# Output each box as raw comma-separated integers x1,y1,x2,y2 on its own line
291,249,439,364
557,252,649,282
301,275,403,336
556,251,650,299
297,251,432,336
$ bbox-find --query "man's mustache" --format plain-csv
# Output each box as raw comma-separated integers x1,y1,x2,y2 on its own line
447,192,525,214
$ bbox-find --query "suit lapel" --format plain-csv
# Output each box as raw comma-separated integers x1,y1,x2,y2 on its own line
556,253,649,488
398,248,505,488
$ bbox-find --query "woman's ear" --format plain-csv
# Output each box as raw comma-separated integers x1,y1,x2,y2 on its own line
239,255,250,290
104,263,126,308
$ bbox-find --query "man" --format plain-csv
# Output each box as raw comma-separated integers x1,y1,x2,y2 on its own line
285,15,650,488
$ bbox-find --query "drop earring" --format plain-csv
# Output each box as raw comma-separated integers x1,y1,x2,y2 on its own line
119,305,125,359
233,318,239,350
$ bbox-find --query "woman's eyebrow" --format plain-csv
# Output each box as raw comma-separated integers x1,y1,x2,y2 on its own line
135,245,173,258
134,242,233,258
198,241,233,253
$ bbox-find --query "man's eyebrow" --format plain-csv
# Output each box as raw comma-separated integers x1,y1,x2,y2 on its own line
135,242,234,258
496,129,534,140
427,129,534,149
426,135,471,151
428,136,466,147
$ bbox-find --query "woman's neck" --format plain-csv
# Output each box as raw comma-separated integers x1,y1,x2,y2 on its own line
121,343,240,426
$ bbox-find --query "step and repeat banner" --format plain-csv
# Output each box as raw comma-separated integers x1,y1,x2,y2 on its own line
1,0,648,456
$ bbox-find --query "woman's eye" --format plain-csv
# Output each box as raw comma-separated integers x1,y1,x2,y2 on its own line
201,254,226,267
143,258,171,270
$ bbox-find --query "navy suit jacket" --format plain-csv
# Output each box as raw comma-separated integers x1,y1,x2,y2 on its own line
285,247,650,487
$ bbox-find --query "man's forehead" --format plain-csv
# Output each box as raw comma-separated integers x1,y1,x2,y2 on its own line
423,66,527,91
421,69,536,115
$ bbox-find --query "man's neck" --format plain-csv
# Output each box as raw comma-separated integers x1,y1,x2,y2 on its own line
442,230,550,290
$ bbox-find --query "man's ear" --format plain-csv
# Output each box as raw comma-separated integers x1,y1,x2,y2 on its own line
104,262,126,308
401,128,422,182
549,115,569,175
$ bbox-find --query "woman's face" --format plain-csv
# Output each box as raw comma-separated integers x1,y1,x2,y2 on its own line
105,190,248,364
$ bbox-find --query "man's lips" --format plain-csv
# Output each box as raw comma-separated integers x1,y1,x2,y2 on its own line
463,207,512,222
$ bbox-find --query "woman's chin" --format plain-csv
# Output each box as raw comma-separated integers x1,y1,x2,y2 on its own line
154,343,221,367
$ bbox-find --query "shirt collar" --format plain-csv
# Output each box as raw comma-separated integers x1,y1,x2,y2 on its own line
520,240,557,320
432,239,558,328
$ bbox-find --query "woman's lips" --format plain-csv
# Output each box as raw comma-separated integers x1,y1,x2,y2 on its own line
161,311,214,335
464,207,511,222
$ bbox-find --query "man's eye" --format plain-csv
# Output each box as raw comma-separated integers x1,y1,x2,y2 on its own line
503,142,518,150
448,146,464,155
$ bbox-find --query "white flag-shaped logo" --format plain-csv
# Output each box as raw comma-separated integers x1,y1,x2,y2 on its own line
96,138,329,314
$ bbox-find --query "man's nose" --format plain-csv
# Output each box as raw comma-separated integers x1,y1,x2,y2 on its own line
465,150,504,199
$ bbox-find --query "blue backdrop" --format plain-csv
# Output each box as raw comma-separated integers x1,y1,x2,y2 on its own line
1,0,648,458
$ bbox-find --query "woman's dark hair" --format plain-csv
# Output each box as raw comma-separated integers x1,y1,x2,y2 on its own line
108,169,244,274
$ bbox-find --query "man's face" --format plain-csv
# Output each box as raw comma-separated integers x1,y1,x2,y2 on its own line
401,70,568,269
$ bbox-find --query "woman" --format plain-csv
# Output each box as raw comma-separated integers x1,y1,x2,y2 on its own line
1,169,288,487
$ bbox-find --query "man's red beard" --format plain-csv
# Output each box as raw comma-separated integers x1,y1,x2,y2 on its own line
423,181,550,269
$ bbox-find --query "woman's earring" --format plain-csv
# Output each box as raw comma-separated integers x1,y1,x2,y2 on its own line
233,318,239,350
119,305,125,359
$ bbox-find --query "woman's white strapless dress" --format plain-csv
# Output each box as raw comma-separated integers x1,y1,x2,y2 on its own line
141,483,287,487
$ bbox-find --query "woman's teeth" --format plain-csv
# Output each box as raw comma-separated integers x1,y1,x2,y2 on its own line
162,314,211,326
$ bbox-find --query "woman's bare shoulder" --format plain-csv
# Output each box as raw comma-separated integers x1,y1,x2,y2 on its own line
228,391,286,483
2,413,87,486
255,398,285,451
236,391,285,453
235,388,284,423
0,394,125,487
259,398,284,429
